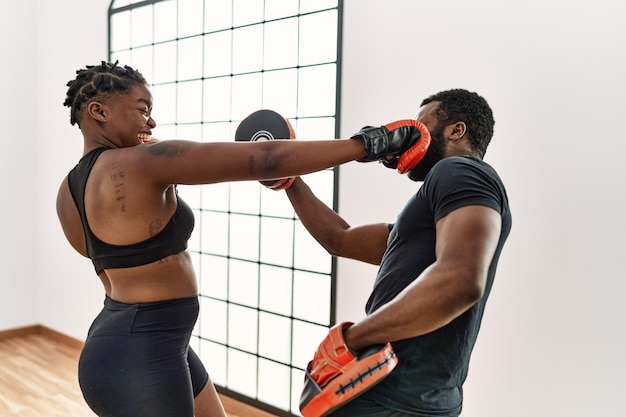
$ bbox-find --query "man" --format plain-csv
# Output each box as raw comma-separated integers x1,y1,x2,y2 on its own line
287,89,512,416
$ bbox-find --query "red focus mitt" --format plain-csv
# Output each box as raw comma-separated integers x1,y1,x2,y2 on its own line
379,120,431,174
234,109,296,190
351,119,430,166
299,322,398,417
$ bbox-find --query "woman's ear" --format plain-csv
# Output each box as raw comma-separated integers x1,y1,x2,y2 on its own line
87,101,107,122
450,121,467,140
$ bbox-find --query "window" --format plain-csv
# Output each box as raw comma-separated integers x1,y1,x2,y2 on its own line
109,1,342,415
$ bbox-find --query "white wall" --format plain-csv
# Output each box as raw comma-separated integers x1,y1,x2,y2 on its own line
1,0,624,415
34,0,112,339
337,1,626,416
0,1,39,330
35,0,113,339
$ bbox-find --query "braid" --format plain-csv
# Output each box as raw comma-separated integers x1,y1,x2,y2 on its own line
64,61,147,126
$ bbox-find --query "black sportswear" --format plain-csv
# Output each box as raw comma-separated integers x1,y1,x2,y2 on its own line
67,147,194,274
79,296,208,416
333,156,512,416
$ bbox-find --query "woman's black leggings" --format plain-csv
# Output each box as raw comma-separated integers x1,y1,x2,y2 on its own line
79,296,209,417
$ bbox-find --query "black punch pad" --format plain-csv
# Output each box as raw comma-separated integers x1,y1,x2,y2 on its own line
235,110,294,142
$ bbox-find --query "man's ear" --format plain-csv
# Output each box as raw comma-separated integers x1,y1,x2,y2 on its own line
87,101,107,122
449,121,467,141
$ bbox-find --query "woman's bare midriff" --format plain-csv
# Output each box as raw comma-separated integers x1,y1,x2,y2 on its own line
98,251,198,304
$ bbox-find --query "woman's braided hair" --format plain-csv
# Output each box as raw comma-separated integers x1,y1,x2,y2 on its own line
63,61,147,126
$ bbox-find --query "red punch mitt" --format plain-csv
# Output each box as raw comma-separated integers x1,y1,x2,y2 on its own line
234,109,296,190
299,322,398,417
351,119,430,166
381,120,431,174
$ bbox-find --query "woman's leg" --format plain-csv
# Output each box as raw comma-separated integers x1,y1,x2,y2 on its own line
194,377,227,417
80,297,201,417
80,334,196,416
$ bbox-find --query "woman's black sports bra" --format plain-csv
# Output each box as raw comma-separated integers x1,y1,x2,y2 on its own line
67,147,195,274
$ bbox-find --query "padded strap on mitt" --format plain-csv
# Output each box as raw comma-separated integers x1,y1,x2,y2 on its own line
394,120,431,174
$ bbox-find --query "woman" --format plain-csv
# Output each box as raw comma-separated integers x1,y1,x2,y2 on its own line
56,61,422,416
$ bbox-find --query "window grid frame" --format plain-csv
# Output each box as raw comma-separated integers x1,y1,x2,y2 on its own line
109,1,343,415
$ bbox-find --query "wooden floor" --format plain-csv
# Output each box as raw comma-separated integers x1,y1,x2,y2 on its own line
0,329,276,417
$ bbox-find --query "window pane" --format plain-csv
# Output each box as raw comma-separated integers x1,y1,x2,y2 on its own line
258,358,291,409
178,36,203,81
176,123,202,141
130,46,153,84
305,170,334,213
233,0,263,26
151,83,177,124
259,264,292,316
200,254,228,300
297,64,337,117
259,183,296,218
260,217,294,267
205,0,232,32
264,18,298,70
200,297,227,344
177,184,201,210
201,183,229,211
178,0,204,38
232,25,263,74
110,50,131,69
291,367,306,414
259,312,291,363
204,31,233,77
153,41,177,83
294,172,334,273
294,221,332,274
228,259,259,307
202,121,232,142
200,339,227,385
228,214,260,261
227,349,257,397
153,123,175,140
299,10,338,65
295,117,336,138
231,73,263,120
201,211,229,255
154,0,177,43
292,321,328,368
230,182,260,215
293,271,331,324
265,0,299,20
110,11,130,52
203,77,232,121
131,5,153,47
300,0,338,14
177,80,203,123
228,304,258,353
262,69,298,116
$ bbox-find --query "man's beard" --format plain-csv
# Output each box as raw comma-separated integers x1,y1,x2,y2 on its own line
407,125,446,182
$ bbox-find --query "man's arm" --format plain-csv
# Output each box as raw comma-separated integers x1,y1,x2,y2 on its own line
285,177,390,266
343,204,502,351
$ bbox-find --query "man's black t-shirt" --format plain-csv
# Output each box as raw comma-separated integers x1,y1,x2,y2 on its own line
362,156,512,415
